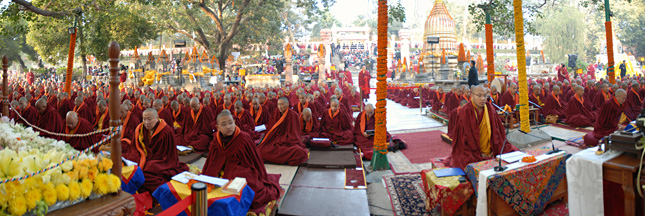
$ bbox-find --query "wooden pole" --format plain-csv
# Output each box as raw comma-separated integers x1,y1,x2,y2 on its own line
2,56,8,117
108,41,123,183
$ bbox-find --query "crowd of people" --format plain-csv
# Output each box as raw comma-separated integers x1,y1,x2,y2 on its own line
1,75,386,214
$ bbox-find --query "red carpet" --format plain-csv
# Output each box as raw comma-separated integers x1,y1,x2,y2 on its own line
397,130,452,164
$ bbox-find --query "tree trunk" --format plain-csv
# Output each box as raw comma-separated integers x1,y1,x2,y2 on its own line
17,58,27,70
81,54,87,77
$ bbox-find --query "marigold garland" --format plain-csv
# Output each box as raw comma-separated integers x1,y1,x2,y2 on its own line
513,0,531,133
485,24,494,83
605,21,615,84
64,31,77,94
374,0,388,152
457,43,465,62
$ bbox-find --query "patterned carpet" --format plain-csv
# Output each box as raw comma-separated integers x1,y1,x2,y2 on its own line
384,173,428,216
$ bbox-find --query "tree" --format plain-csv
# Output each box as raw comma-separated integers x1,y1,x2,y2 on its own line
310,9,343,40
535,5,586,64
0,20,39,69
611,0,645,58
2,0,158,73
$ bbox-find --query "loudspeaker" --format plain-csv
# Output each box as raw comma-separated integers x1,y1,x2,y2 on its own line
526,56,532,66
568,54,577,68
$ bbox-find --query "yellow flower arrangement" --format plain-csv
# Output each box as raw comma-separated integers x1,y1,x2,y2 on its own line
66,170,79,182
42,183,57,205
8,194,27,216
87,167,99,181
25,188,41,209
55,184,69,201
78,166,89,179
107,175,121,193
68,181,81,201
80,178,93,198
93,173,109,194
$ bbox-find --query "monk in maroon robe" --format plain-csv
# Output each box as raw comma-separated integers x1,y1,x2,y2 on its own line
153,99,174,128
170,100,185,134
542,86,566,120
73,96,95,124
584,90,630,146
594,84,612,111
432,87,446,112
565,86,595,128
320,98,355,145
353,104,391,160
123,109,188,193
406,88,421,108
35,99,64,140
202,110,280,215
294,93,316,117
447,100,469,139
529,85,545,108
57,92,73,119
300,108,322,146
94,100,110,131
233,101,259,140
177,98,214,152
119,104,141,156
625,83,643,116
258,97,309,165
64,112,102,153
490,85,501,105
442,88,461,115
250,98,270,127
447,86,519,169
17,97,39,126
499,84,518,109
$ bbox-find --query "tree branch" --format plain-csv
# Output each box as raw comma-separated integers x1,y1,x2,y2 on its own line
183,4,211,49
11,0,77,18
222,0,252,43
197,0,225,35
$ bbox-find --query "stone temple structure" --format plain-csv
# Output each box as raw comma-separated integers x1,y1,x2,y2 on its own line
421,0,458,81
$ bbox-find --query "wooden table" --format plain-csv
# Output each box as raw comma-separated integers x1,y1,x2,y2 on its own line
603,154,645,216
48,192,135,216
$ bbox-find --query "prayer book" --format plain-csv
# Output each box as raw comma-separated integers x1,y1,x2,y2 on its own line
496,151,529,163
223,177,247,195
433,168,465,178
193,175,229,187
312,138,330,142
171,171,196,184
176,145,192,152
255,124,266,132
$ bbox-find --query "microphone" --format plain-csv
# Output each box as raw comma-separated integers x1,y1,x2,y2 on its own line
489,97,509,115
519,130,562,155
494,112,510,172
528,100,542,109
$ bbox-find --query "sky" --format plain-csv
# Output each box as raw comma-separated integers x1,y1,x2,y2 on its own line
328,0,441,27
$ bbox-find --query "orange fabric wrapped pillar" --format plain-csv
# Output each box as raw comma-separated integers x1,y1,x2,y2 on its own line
485,24,494,84
64,31,77,94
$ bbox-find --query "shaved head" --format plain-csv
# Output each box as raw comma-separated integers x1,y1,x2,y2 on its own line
142,108,159,130
217,110,236,136
615,89,627,104
365,103,375,118
35,98,47,113
66,111,79,129
153,99,163,111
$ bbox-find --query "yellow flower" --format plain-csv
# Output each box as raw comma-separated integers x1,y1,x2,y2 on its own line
55,184,69,201
8,194,27,216
101,158,113,172
93,173,109,194
5,181,23,197
65,170,79,182
41,183,57,205
23,177,37,190
80,178,93,198
68,181,81,201
0,188,8,210
25,188,41,210
88,167,99,181
107,174,121,193
78,166,89,179
87,159,98,169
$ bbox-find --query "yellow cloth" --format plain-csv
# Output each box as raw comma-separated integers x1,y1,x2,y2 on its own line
173,121,181,128
620,113,629,124
477,105,492,155
122,165,137,179
425,168,461,190
169,180,241,213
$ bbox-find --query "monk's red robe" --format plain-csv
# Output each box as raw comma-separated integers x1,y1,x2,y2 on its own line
177,105,214,152
447,102,519,169
202,127,280,214
250,105,270,127
584,97,629,146
442,93,461,115
74,102,96,125
528,92,545,108
447,106,463,139
406,91,420,108
234,109,260,140
46,96,58,110
172,107,186,135
119,112,141,156
626,89,642,116
131,105,143,121
432,91,445,112
300,113,322,145
499,91,517,109
157,108,174,130
593,90,611,111
259,109,308,165
64,118,102,153
353,111,391,160
57,98,73,119
320,108,355,145
17,104,39,126
542,92,566,120
37,105,64,140
585,87,596,105
94,109,110,131
565,94,595,128
124,120,188,193
315,96,327,108
338,96,352,116
490,92,501,105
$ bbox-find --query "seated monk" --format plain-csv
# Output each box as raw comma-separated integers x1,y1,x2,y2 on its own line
153,99,174,127
406,88,420,108
17,97,39,126
500,84,518,109
432,87,446,112
583,89,630,146
170,100,184,134
202,110,280,215
295,93,316,117
625,82,642,116
353,104,391,160
442,87,461,116
258,97,309,165
94,100,110,131
593,83,611,111
73,96,95,124
123,108,188,193
35,98,64,140
490,85,501,105
320,98,355,145
565,86,596,128
447,100,469,139
529,85,545,108
119,104,141,155
300,108,322,147
543,86,566,121
250,98,270,126
177,98,214,152
446,85,519,169
233,101,259,139
64,111,102,153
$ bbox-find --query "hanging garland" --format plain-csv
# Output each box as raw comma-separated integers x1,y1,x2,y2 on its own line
485,23,494,83
606,21,615,84
374,0,388,153
513,0,530,133
64,30,77,94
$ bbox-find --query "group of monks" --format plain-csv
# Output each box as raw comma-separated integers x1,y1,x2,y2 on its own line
2,75,390,214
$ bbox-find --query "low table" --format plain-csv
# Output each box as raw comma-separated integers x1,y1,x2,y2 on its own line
603,154,645,216
421,169,474,216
